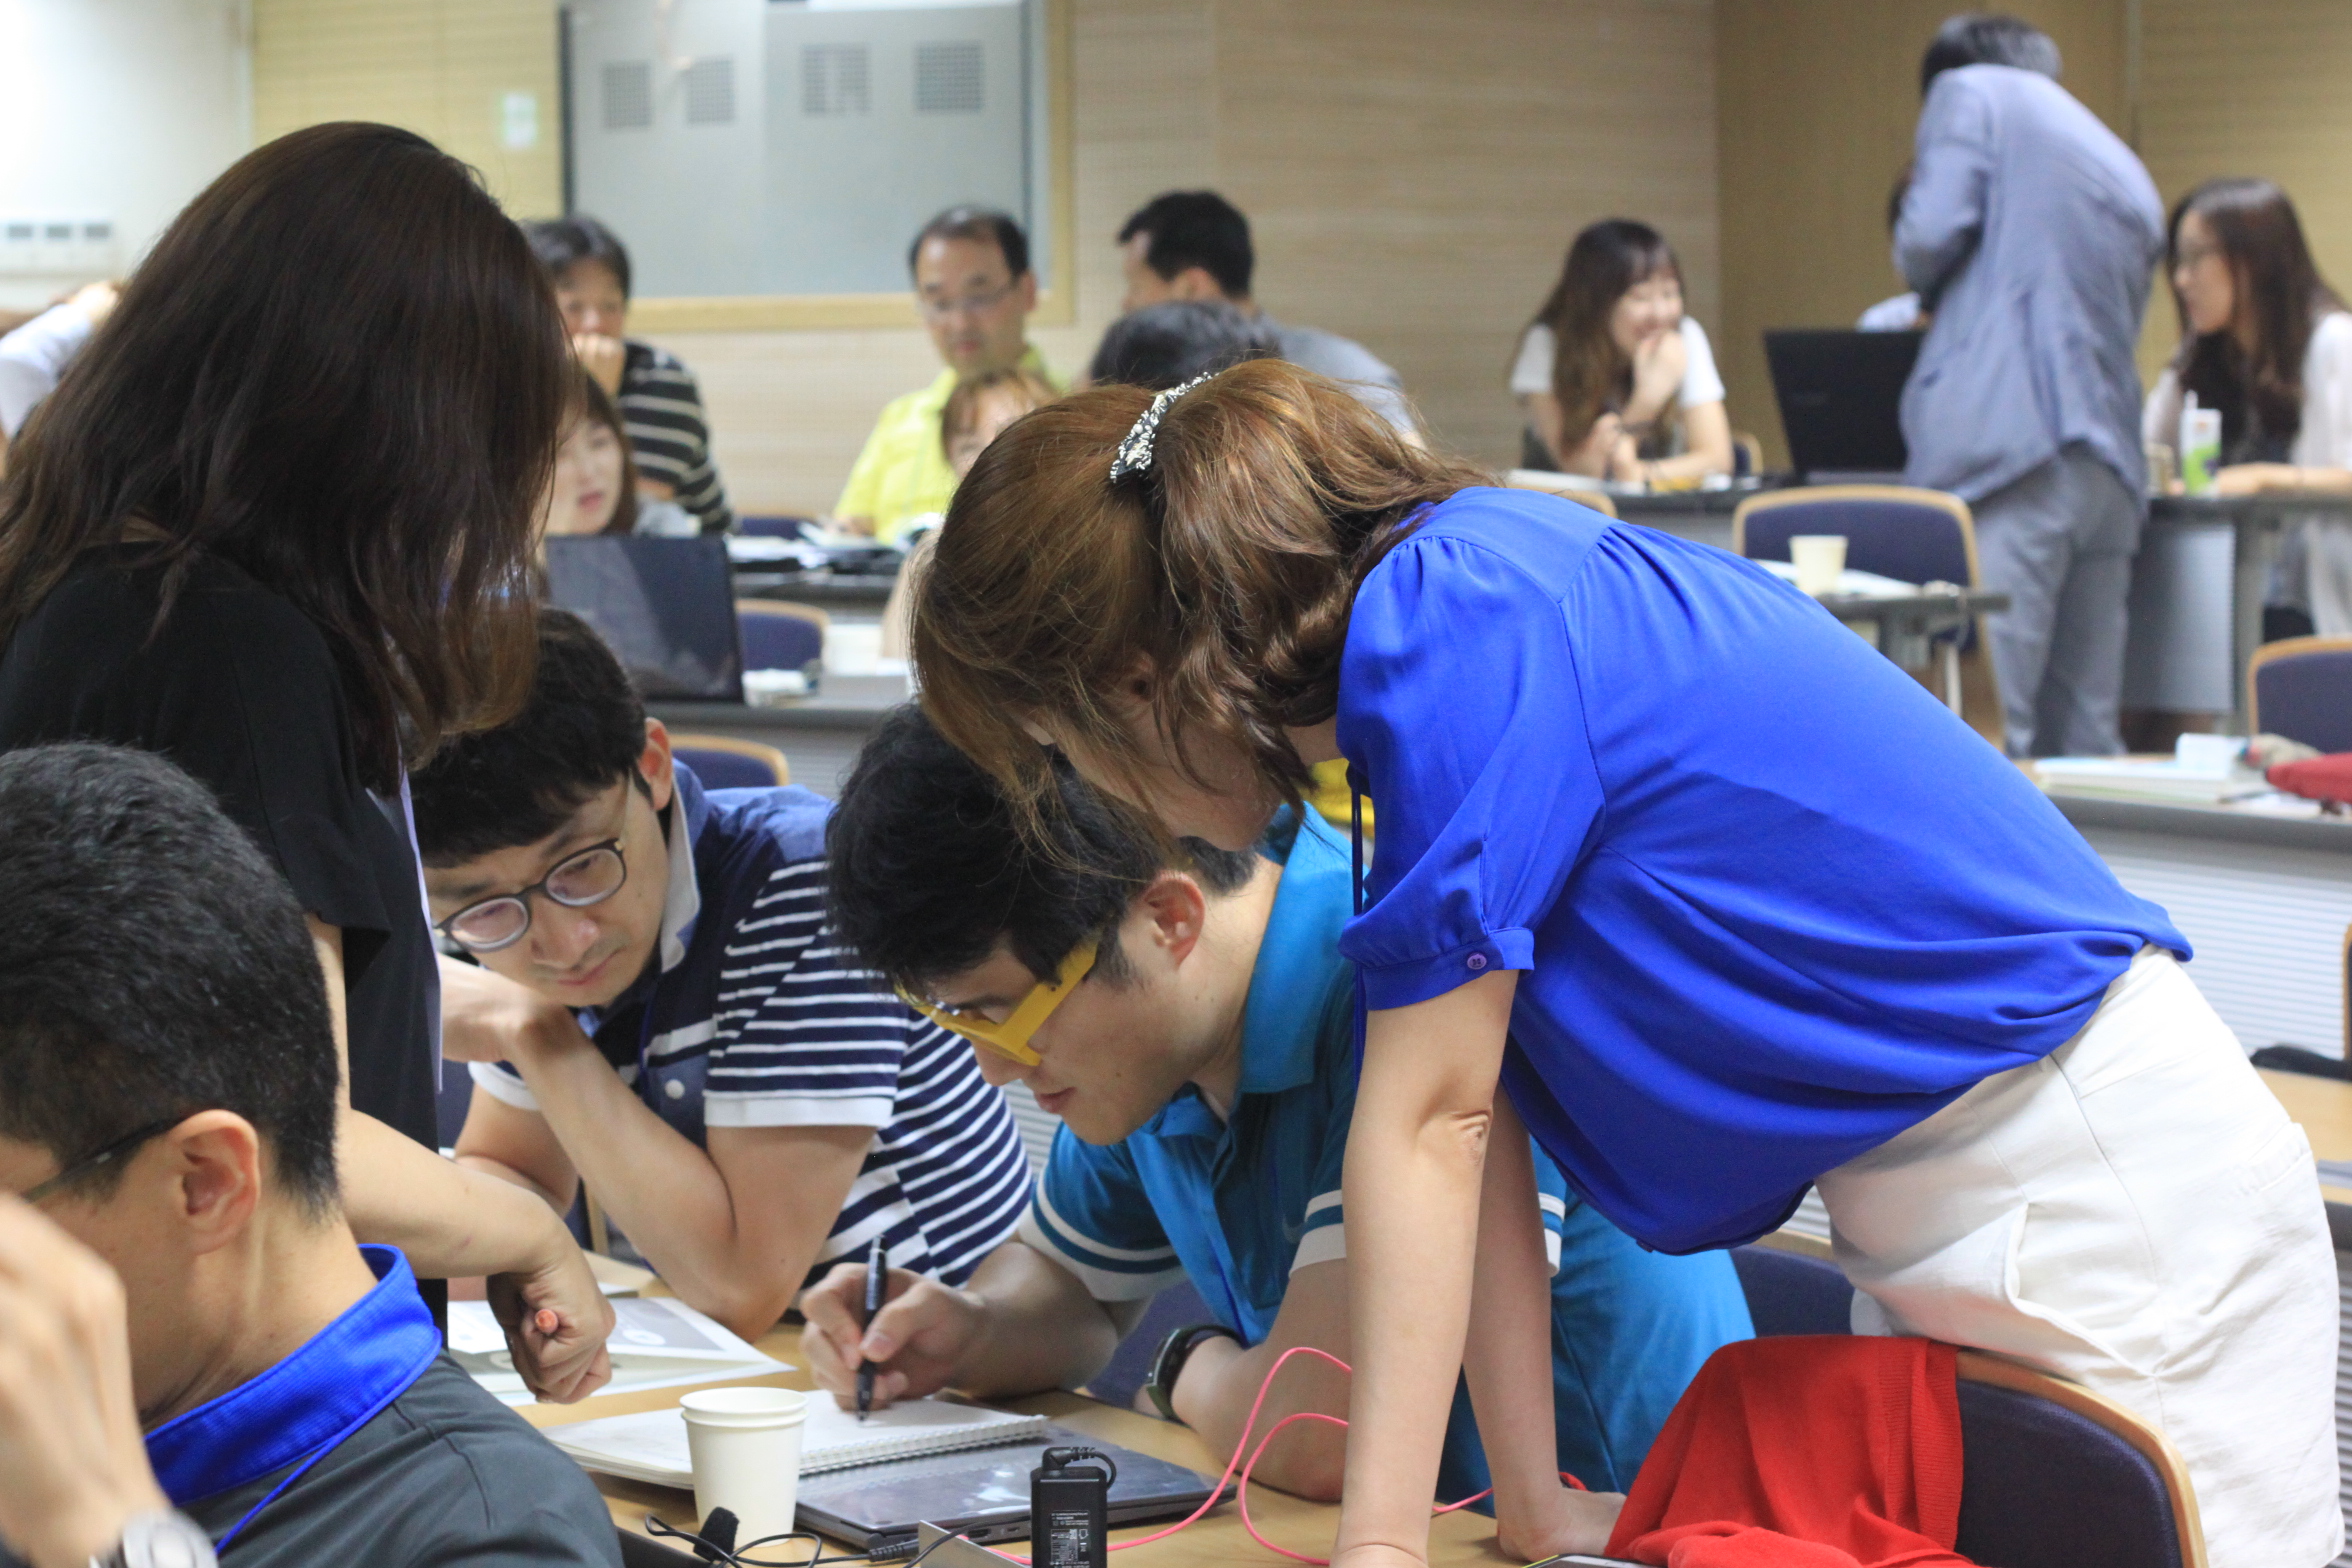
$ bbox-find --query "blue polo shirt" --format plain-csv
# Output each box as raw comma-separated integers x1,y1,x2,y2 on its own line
1021,810,1750,1493
1337,487,2186,1255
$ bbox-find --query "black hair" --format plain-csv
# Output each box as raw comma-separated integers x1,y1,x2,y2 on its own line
1117,191,1253,299
411,607,648,866
523,213,634,299
1921,14,2060,93
826,705,1259,991
0,123,564,792
907,206,1031,279
0,744,341,1210
1087,299,1282,392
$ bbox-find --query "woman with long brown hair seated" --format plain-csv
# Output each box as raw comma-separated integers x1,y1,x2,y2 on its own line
0,122,614,1400
1510,219,1733,484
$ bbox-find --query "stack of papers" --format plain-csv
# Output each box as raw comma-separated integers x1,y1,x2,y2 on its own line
547,1397,1050,1487
448,1295,790,1406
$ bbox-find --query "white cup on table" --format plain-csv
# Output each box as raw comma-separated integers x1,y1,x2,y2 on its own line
679,1386,806,1549
1789,534,1848,596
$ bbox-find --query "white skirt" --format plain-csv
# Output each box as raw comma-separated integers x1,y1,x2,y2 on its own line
1816,949,2342,1568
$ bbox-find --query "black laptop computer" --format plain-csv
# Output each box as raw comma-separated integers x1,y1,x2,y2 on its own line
1763,329,1923,483
542,535,745,702
793,1426,1225,1558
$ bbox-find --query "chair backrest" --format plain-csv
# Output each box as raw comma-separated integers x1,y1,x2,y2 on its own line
736,514,817,539
1733,485,1977,587
1730,1240,1853,1336
1953,1350,2204,1568
1085,1278,1213,1410
1499,468,1618,517
2248,635,2352,753
1733,431,1765,480
734,600,827,672
435,1056,474,1151
671,734,791,789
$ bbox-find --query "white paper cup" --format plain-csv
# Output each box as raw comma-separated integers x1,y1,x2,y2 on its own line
679,1386,806,1548
1789,534,1848,596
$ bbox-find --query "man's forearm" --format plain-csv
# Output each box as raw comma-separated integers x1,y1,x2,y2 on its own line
339,1110,571,1277
951,1247,1126,1399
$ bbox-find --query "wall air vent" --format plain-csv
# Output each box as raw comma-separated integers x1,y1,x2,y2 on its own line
914,41,983,114
602,61,653,130
802,44,871,115
684,56,736,125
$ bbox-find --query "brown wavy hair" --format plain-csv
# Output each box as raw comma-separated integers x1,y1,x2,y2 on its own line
912,358,1487,830
0,123,565,789
2166,177,2346,462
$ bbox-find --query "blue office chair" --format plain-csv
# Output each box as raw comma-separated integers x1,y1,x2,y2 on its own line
1729,1244,2202,1568
670,736,791,790
436,1056,475,1151
736,600,827,673
1732,484,1978,588
1731,1241,1853,1336
736,514,819,539
2248,635,2352,753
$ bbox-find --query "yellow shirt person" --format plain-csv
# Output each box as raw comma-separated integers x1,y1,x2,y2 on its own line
834,347,1059,545
835,207,1052,545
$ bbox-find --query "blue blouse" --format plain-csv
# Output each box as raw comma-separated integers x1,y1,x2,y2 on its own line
1334,487,2183,1254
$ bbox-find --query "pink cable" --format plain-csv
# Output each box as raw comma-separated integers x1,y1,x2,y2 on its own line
923,1343,1583,1567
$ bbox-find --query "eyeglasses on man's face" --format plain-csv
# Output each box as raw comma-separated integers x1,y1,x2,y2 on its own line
20,1117,182,1205
438,837,630,953
902,940,1099,1067
917,280,1021,322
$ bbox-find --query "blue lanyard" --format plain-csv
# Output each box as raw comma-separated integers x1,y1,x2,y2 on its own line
146,1247,441,1551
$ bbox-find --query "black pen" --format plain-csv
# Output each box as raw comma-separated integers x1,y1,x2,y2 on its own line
856,1235,888,1421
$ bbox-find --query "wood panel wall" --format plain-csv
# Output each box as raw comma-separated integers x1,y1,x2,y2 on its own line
251,0,563,219
1714,0,2128,467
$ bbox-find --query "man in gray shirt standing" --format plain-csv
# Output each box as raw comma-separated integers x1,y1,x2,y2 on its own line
1115,190,1420,438
1896,14,2163,757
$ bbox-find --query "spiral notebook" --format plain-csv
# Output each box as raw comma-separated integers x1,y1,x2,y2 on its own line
546,1396,1050,1486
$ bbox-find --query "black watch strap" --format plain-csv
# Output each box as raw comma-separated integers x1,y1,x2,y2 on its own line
1143,1322,1240,1422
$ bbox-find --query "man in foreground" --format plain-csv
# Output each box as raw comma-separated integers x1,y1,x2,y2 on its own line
809,710,1749,1529
0,743,619,1568
412,612,1030,1341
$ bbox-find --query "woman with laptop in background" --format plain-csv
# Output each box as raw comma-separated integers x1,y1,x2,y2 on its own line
1509,219,1733,484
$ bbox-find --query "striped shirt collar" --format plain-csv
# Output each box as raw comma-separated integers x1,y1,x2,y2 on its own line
656,764,709,975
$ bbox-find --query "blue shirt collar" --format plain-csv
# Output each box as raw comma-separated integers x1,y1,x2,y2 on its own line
145,1246,441,1506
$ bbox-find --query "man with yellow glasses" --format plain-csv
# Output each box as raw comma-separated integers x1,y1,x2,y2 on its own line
406,611,1030,1342
813,708,1751,1506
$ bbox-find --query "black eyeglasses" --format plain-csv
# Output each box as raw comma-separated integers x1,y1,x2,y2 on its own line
22,1118,181,1205
437,838,630,953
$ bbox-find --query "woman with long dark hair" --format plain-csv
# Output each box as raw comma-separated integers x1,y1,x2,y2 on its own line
0,123,613,1398
911,360,2339,1568
2143,177,2352,637
1510,220,1733,483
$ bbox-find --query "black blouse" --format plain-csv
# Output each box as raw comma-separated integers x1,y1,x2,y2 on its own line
0,546,437,1151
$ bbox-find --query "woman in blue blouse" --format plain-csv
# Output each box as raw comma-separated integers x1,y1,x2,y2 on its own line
910,362,2337,1568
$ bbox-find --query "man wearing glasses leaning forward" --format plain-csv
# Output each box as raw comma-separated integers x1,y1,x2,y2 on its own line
805,708,1750,1530
409,610,1031,1342
832,206,1062,544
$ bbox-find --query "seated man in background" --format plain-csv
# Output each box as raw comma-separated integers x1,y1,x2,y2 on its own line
810,708,1751,1526
0,743,619,1568
1086,298,1280,390
524,215,734,535
1117,190,1418,437
836,208,1059,544
410,611,1031,1340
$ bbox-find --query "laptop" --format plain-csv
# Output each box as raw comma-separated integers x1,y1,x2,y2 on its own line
793,1426,1226,1558
542,535,745,702
1763,329,1924,483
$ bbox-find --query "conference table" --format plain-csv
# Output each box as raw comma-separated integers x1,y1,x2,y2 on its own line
519,1319,1512,1568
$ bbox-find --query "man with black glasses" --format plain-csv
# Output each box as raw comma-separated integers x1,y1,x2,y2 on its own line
409,611,1030,1341
0,743,619,1568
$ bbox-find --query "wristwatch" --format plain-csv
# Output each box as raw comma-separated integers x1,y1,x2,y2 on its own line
1143,1322,1241,1423
92,1510,218,1568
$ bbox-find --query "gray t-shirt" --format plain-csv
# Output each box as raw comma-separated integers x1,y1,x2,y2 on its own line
1266,318,1418,436
182,1358,620,1567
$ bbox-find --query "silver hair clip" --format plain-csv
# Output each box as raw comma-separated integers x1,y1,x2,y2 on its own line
1107,372,1214,482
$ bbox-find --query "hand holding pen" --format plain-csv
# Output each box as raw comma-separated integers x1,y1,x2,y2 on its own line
856,1235,887,1421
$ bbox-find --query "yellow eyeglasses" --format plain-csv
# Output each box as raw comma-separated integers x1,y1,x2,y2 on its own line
902,940,1099,1067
